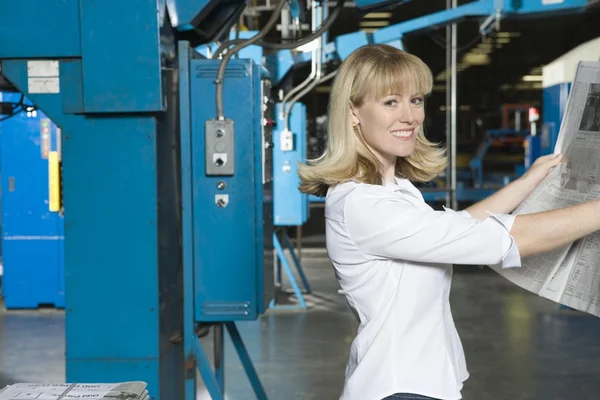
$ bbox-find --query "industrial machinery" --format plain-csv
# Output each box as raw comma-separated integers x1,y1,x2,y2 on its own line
270,0,593,207
0,93,65,309
0,1,597,399
271,102,312,310
0,1,277,399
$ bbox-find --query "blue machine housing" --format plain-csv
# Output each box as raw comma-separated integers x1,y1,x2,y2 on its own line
185,57,274,321
273,103,309,227
0,93,65,309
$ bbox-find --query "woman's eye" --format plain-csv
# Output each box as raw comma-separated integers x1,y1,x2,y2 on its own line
384,100,397,107
412,97,424,105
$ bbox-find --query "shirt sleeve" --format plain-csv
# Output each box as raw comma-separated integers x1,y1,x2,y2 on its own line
343,187,521,268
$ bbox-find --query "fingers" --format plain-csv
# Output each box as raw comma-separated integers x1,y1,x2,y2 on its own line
549,153,564,165
539,153,563,164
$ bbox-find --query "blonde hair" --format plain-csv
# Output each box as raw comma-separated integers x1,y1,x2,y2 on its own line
298,44,447,197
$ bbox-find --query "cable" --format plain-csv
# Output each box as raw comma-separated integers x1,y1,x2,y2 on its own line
284,68,336,131
280,0,322,122
215,0,287,120
213,0,343,58
0,95,36,122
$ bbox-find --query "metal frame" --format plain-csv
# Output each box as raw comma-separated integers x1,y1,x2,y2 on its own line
192,323,269,400
270,228,312,310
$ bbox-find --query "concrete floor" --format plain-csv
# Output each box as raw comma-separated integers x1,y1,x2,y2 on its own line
2,252,600,400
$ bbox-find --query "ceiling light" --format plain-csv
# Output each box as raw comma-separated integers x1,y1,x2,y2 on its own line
363,12,392,18
522,75,543,82
359,20,390,27
462,53,490,66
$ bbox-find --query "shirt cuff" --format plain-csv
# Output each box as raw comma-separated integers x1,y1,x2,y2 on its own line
442,205,472,219
486,211,522,269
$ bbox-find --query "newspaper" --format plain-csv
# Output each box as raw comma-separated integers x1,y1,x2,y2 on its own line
0,382,148,400
491,60,600,316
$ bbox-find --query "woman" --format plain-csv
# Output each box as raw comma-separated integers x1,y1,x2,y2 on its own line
298,44,600,400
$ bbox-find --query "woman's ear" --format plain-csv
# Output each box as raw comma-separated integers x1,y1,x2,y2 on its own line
349,104,360,126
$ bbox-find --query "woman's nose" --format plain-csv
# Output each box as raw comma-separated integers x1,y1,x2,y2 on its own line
398,103,415,124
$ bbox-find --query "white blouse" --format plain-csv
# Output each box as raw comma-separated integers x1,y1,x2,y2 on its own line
324,178,522,400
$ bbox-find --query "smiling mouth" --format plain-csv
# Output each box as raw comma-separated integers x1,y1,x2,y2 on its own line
390,129,415,139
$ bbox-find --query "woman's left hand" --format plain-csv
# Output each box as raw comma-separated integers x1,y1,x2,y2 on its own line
520,153,564,187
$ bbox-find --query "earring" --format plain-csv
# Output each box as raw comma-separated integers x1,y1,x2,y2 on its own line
352,123,358,130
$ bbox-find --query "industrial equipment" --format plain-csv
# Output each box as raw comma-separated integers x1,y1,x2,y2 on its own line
0,1,277,399
272,102,312,310
179,42,274,398
268,0,592,207
0,93,64,309
0,0,597,399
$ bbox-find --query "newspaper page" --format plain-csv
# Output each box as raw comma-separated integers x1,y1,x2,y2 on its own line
0,381,148,400
491,60,600,316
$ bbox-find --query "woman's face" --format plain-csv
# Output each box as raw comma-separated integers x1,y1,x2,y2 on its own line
351,92,425,169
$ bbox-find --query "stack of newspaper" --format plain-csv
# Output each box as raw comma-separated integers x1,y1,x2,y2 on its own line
0,381,148,399
492,60,600,317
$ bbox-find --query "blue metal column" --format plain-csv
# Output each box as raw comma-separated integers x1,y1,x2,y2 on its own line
0,1,184,397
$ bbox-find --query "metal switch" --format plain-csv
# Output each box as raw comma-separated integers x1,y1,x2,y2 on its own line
206,119,234,175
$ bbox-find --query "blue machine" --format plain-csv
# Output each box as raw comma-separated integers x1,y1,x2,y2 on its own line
179,43,274,397
0,92,64,309
0,1,273,399
271,102,312,309
0,0,596,399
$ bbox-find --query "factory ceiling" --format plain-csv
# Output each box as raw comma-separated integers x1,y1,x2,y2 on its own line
254,0,600,119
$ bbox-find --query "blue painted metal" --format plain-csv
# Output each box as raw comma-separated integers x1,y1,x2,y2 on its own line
271,102,311,310
2,58,185,398
273,103,309,227
178,40,273,398
0,92,64,309
187,57,273,322
0,0,259,396
177,41,198,400
196,30,264,65
542,82,571,156
166,0,247,43
270,229,312,310
0,0,81,59
334,31,370,62
79,1,163,113
469,129,529,189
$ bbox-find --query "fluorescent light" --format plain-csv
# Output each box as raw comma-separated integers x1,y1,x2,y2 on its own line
363,12,391,18
359,20,390,27
462,52,490,66
522,75,543,82
496,31,521,38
